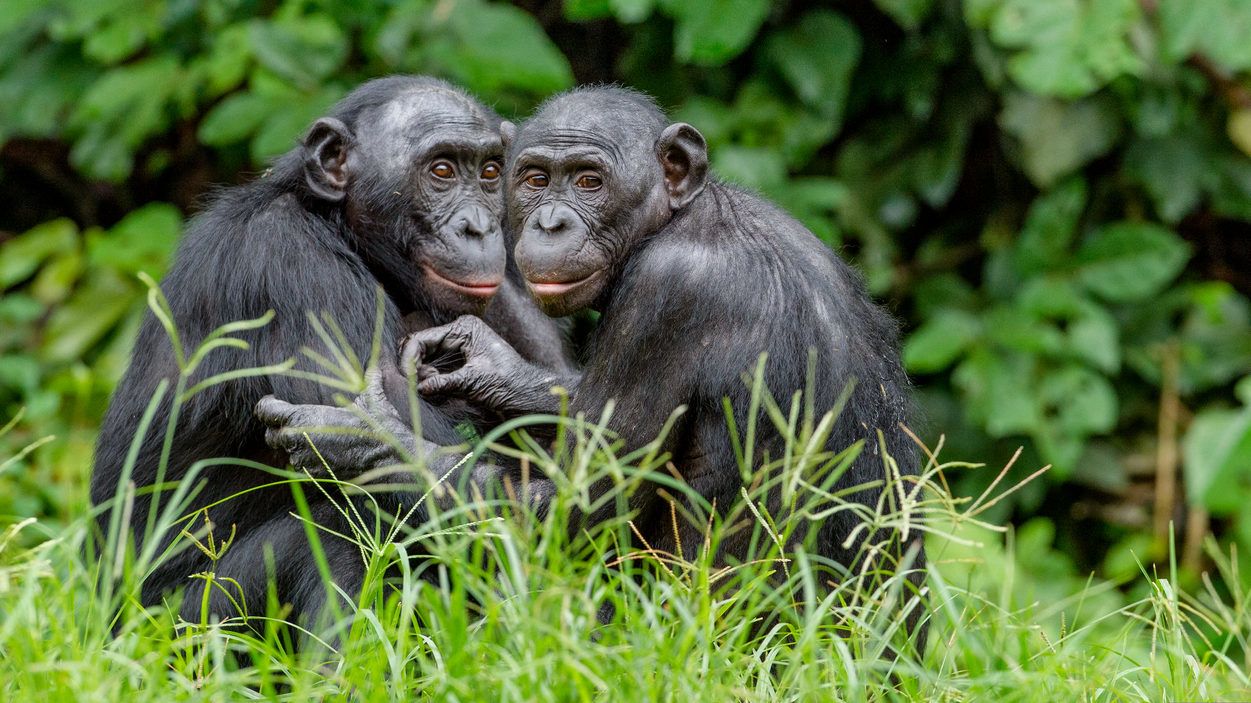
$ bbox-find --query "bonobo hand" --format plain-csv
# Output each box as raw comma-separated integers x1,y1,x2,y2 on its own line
401,315,572,418
255,367,418,476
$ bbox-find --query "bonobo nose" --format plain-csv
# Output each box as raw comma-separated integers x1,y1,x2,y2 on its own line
455,208,497,238
535,204,574,235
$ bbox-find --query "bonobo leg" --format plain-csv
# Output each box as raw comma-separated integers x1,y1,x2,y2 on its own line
176,500,367,646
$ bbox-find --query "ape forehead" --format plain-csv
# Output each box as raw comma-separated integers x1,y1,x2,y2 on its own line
370,89,496,141
518,88,668,157
513,125,625,165
362,90,502,168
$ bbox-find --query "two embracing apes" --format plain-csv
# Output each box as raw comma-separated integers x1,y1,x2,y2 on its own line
91,76,926,651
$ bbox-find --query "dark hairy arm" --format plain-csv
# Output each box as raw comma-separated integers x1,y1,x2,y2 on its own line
254,365,556,511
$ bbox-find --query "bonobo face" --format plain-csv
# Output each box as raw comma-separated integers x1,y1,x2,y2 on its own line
302,83,508,317
508,89,709,317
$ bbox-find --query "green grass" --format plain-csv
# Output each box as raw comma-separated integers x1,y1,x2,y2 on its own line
1,297,1248,701
2,408,1249,702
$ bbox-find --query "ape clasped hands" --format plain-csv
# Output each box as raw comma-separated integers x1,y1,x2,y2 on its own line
254,315,572,474
404,314,577,419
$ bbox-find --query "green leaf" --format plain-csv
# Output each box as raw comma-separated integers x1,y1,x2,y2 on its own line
86,203,182,276
68,55,182,180
564,0,613,21
82,11,152,64
0,0,44,36
763,10,861,124
1157,0,1251,71
712,146,787,189
203,23,253,96
983,305,1065,355
669,0,770,66
1039,365,1118,435
611,0,655,23
41,270,138,365
31,249,84,306
1123,135,1211,224
1074,222,1191,302
0,219,80,289
435,0,575,95
1067,303,1120,373
0,46,95,140
903,309,981,373
1013,177,1087,276
999,92,1121,187
953,348,1041,437
373,3,426,67
1178,284,1251,393
249,14,348,87
873,0,933,30
988,0,1141,98
1237,376,1251,406
1229,109,1251,158
250,88,344,162
1183,406,1251,514
198,92,279,147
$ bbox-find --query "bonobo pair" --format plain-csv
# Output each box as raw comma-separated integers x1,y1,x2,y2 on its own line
257,87,927,643
92,77,926,647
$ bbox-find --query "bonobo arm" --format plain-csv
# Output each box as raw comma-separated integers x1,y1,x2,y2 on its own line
255,367,555,511
404,315,581,419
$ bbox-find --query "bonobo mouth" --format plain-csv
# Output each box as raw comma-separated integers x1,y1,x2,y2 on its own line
422,265,502,298
525,269,603,298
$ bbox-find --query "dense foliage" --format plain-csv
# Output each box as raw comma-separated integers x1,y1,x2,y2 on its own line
2,0,1250,583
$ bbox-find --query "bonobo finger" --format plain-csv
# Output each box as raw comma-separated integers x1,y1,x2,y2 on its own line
255,395,298,428
264,426,297,453
399,325,458,373
418,369,466,398
416,364,440,382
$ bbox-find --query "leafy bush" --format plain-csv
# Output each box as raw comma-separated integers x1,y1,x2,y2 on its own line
2,1,1251,577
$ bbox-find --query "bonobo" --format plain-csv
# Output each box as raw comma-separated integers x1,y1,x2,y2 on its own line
91,76,570,630
261,87,925,642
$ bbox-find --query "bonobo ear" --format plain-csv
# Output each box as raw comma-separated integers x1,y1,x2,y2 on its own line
500,120,516,149
655,122,708,211
303,117,353,202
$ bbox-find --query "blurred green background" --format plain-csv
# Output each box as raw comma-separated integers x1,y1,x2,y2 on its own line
1,0,1249,585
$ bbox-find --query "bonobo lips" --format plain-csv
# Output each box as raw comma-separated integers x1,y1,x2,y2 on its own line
525,270,602,298
422,265,502,298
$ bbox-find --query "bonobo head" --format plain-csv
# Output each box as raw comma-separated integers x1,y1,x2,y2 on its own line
301,76,509,317
506,87,709,316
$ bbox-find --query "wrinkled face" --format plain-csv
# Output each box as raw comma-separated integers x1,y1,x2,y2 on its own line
508,125,669,317
507,94,709,317
305,88,508,317
359,92,508,315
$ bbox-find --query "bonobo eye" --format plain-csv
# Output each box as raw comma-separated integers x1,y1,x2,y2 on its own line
575,173,603,190
430,160,456,180
480,161,501,181
524,171,549,189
